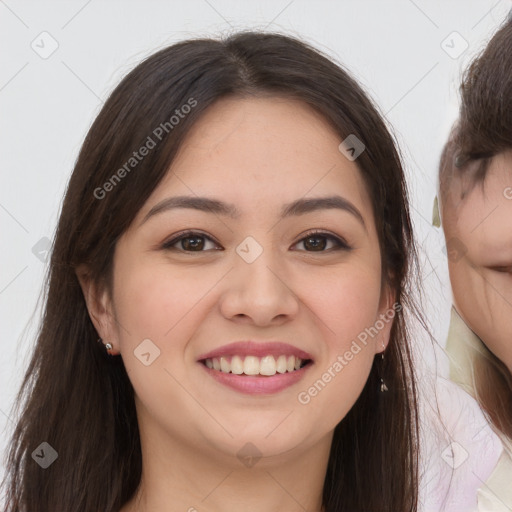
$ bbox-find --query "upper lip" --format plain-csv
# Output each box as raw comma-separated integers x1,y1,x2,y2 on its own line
197,341,313,361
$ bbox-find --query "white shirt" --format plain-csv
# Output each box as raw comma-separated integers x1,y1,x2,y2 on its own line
445,306,512,511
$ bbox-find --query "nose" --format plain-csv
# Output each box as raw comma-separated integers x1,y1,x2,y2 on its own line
218,245,300,327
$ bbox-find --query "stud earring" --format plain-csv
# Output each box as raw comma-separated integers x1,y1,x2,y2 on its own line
97,337,114,355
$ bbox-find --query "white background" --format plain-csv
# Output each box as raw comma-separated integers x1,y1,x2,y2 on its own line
1,1,511,509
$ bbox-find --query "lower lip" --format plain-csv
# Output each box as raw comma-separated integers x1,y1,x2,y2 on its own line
199,362,312,395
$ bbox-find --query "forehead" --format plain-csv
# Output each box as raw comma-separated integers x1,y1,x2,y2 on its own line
144,96,371,217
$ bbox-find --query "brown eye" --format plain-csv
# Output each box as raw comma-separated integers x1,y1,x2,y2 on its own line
293,230,351,252
162,231,220,252
180,235,206,251
161,229,352,254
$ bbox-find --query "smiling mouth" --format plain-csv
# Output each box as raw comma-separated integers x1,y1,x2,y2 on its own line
200,355,313,377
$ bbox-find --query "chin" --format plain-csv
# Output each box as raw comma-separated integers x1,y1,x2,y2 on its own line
210,426,308,460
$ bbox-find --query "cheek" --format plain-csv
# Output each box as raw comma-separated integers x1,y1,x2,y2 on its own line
111,261,211,431
305,263,383,346
450,259,500,317
472,312,512,374
296,328,376,439
449,260,472,297
114,270,177,340
294,267,383,417
449,262,512,360
449,261,485,331
112,255,217,340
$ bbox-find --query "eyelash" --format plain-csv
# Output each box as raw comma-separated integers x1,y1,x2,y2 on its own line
161,229,351,253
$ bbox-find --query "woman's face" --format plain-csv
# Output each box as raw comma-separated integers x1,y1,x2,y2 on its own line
90,96,394,465
441,150,512,372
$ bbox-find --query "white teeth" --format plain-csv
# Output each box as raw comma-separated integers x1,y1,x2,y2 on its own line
276,355,287,374
260,355,276,376
243,356,260,375
231,355,244,374
203,354,308,376
220,357,230,373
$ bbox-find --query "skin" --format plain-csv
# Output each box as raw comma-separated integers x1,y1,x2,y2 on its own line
440,149,512,372
78,96,395,512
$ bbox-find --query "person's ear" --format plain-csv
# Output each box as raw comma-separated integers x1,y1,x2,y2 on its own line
76,264,120,354
375,282,398,355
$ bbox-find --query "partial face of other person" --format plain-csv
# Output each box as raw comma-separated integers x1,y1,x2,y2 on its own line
441,149,512,372
81,95,395,466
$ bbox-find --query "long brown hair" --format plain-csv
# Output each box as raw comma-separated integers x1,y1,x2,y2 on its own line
439,17,512,439
1,30,420,511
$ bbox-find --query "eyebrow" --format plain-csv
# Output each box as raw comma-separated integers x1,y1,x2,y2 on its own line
140,194,366,230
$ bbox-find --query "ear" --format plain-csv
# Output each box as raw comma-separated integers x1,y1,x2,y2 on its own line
375,282,398,355
76,264,120,355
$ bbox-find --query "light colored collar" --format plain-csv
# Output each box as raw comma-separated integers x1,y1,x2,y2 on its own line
445,306,488,400
445,305,512,458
